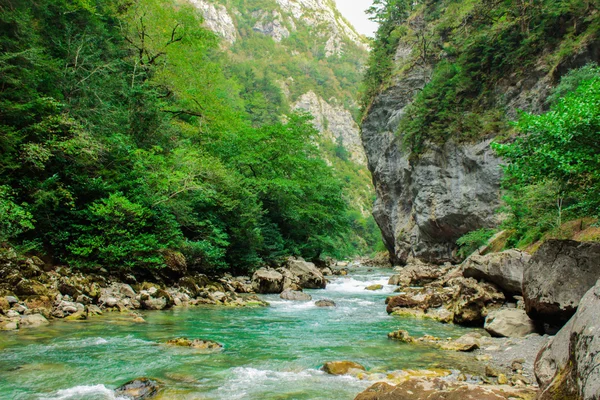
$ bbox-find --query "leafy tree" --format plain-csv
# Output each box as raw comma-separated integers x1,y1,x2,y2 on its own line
493,66,600,246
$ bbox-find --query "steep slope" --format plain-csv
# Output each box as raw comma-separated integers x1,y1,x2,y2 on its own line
187,0,381,250
361,0,600,264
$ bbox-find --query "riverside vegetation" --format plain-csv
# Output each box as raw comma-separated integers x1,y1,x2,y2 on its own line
0,0,380,276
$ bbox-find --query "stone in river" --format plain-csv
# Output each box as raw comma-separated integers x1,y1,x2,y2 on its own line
365,284,384,291
322,361,366,375
114,377,161,399
315,299,336,307
166,337,223,350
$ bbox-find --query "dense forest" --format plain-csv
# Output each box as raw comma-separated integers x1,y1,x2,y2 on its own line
0,0,377,275
363,0,600,253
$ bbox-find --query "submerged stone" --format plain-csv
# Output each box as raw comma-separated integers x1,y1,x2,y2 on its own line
114,377,161,399
322,361,366,375
315,299,336,307
166,337,223,350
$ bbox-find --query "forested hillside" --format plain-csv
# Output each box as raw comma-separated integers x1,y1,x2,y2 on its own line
0,0,378,275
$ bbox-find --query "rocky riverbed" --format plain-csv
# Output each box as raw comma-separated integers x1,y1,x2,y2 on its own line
3,244,598,399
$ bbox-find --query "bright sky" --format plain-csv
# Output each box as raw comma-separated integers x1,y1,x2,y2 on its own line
334,0,378,37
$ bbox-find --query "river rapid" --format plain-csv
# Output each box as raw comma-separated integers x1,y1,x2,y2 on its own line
0,267,479,399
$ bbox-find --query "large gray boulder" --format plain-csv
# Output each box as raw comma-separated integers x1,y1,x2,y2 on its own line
286,258,326,289
251,268,284,294
484,308,537,338
535,279,600,400
523,240,600,325
463,250,531,295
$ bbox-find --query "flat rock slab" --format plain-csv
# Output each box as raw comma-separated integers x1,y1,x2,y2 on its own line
354,379,536,400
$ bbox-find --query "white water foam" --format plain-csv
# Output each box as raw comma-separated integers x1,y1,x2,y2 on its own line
268,300,316,312
325,277,394,294
40,384,127,400
215,367,358,399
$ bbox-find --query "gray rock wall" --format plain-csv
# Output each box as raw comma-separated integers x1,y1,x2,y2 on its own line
361,66,503,264
360,37,598,265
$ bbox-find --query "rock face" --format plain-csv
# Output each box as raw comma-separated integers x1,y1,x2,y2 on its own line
484,309,537,338
252,10,290,42
360,25,595,266
354,378,536,400
535,278,600,400
293,91,366,165
463,250,531,295
188,0,237,44
523,240,600,325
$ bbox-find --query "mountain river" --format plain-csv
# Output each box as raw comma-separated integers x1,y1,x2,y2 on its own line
0,267,479,399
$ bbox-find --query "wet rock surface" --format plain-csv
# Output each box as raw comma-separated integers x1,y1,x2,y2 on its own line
114,377,161,399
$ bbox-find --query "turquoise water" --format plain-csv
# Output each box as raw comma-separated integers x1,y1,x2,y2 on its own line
0,268,477,399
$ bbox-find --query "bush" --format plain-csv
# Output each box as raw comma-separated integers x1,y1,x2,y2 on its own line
456,228,496,258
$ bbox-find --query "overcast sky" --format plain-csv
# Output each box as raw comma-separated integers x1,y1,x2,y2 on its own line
334,0,378,37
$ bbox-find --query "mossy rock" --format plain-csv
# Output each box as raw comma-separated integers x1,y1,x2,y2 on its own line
166,337,223,350
322,361,366,375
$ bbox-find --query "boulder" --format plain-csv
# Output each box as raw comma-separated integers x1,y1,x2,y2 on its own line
535,278,600,400
322,361,366,375
484,309,537,338
463,250,530,295
19,314,49,328
251,268,284,294
0,320,18,330
354,378,536,400
286,258,326,289
437,334,480,352
523,239,600,325
388,263,449,287
387,329,413,343
450,278,504,325
114,378,161,400
14,279,48,297
385,294,422,314
365,284,383,291
279,289,312,301
315,299,336,307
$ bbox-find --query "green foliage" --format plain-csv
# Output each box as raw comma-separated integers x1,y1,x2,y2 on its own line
363,0,599,154
494,66,600,247
361,0,411,110
0,0,362,274
0,186,34,242
456,228,496,258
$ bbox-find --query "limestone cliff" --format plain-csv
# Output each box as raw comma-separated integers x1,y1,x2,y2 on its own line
361,5,599,264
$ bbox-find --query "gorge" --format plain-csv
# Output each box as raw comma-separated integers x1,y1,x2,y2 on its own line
1,0,600,399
